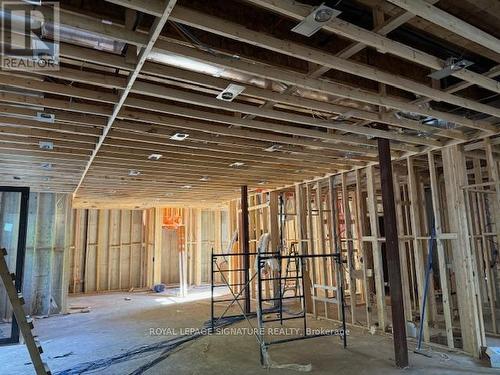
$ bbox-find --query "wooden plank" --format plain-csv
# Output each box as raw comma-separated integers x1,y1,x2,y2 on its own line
483,138,500,331
315,183,329,315
74,0,180,194
169,6,500,120
246,0,500,94
305,183,317,316
152,207,162,286
0,249,50,375
354,170,372,326
442,145,485,357
392,171,412,322
159,41,494,133
428,151,455,347
387,0,500,55
407,156,430,342
366,166,387,331
341,173,356,324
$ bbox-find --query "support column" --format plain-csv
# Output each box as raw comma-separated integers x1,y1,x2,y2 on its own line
240,185,251,314
153,207,163,286
269,191,280,306
378,136,408,368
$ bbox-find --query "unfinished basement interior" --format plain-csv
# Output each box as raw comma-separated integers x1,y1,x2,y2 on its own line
0,0,500,374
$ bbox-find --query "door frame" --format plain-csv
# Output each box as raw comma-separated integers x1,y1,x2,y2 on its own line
0,186,29,345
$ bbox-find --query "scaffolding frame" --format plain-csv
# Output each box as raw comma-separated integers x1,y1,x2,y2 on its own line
210,249,347,365
210,251,259,329
256,252,346,362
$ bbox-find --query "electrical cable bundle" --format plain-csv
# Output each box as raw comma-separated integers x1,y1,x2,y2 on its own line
55,315,246,375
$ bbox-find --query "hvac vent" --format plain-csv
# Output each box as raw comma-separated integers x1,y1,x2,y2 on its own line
36,112,55,123
216,84,245,102
428,58,473,80
39,141,53,150
291,4,341,37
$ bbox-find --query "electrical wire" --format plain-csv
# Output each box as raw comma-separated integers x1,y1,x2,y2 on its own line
54,315,246,375
171,21,240,62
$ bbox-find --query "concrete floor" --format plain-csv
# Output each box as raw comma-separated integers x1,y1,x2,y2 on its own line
0,288,496,375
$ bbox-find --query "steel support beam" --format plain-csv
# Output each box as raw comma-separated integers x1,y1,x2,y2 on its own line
377,132,409,368
240,185,251,314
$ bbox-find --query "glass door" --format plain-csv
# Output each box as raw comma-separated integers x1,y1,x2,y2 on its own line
0,187,29,345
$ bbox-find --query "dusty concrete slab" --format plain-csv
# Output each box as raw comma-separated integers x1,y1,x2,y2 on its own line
0,289,495,375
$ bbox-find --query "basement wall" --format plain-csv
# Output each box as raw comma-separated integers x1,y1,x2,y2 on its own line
1,192,72,319
69,209,146,294
69,206,229,295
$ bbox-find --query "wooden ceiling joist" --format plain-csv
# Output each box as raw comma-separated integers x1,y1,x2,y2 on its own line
159,41,496,133
0,0,498,205
245,0,500,95
73,0,179,193
56,44,465,140
387,0,500,55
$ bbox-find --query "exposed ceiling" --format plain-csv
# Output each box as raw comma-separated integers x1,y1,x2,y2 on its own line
0,0,498,208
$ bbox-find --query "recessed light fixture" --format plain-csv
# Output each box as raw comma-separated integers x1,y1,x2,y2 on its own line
264,144,283,152
229,161,245,168
128,169,141,176
181,185,192,189
315,7,335,22
148,153,162,161
291,4,341,37
170,132,189,141
199,176,210,181
216,83,246,102
39,141,54,150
